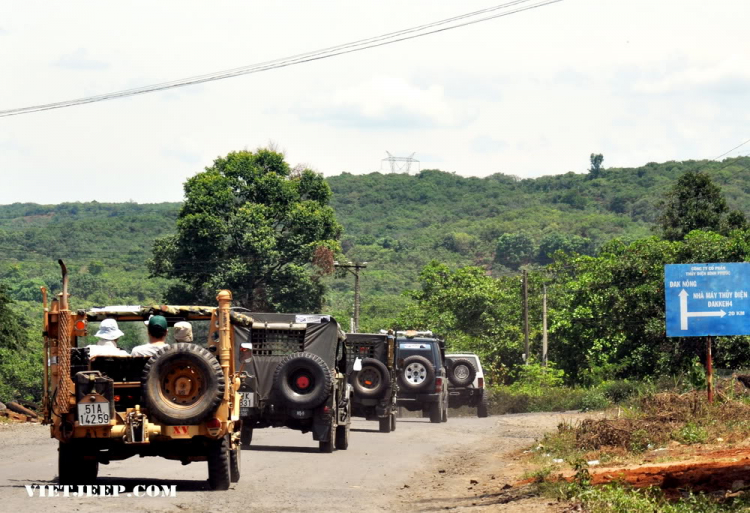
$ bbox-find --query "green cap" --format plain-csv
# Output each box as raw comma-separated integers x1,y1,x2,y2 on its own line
148,315,168,331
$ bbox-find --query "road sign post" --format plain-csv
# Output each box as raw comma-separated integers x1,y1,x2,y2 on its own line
665,263,750,403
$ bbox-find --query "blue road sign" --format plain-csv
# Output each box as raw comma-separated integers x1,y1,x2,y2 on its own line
665,263,750,337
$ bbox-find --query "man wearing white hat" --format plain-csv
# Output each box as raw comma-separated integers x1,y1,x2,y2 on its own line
89,318,129,357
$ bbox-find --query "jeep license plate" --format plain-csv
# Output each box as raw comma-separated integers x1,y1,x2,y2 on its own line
291,409,310,419
77,402,110,426
240,392,255,408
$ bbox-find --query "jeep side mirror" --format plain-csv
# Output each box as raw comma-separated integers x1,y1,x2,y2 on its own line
353,358,363,372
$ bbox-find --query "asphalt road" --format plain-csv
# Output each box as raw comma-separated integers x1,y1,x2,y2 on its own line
0,412,573,512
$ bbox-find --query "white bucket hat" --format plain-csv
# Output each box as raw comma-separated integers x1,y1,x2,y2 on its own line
173,321,193,342
94,318,124,341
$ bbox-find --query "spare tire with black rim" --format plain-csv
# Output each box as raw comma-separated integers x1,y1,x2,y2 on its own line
273,352,332,409
398,355,435,392
448,358,476,387
350,358,390,399
141,343,225,425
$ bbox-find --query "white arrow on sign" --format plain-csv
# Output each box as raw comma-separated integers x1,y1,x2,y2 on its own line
679,289,726,330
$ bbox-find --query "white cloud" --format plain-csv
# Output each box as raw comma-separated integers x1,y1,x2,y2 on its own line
54,48,109,71
633,56,750,95
298,75,471,129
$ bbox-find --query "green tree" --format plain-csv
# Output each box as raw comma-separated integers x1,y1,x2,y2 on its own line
588,153,604,179
658,170,729,241
495,231,536,269
0,285,29,350
149,149,342,311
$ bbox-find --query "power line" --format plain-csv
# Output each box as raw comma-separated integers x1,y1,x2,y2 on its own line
714,138,750,161
0,0,562,118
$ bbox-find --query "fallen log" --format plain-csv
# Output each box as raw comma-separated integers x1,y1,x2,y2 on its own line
7,402,37,419
1,411,28,422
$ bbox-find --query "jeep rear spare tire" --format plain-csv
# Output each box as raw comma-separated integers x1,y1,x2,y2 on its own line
273,352,332,409
350,358,390,399
448,358,476,387
141,343,225,425
398,355,435,392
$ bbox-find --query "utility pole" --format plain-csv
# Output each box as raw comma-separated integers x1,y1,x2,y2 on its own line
334,261,368,333
522,269,529,364
542,285,548,367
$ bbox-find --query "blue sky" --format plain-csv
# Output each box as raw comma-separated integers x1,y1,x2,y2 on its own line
0,0,749,203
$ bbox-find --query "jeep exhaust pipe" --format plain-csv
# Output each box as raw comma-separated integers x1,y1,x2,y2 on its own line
58,259,69,310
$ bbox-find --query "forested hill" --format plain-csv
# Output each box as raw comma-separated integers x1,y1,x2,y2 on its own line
1,157,749,324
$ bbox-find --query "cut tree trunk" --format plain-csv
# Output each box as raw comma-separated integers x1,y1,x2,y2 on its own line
7,402,37,419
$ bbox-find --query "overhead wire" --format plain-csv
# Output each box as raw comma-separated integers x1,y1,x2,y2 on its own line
0,0,562,118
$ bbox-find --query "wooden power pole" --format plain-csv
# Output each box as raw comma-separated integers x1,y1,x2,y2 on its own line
334,261,368,333
522,269,529,364
542,285,548,367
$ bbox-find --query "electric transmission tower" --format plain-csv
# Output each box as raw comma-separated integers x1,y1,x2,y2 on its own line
382,151,420,174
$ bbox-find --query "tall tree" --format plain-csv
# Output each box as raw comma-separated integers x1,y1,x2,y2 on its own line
588,153,604,179
149,148,342,311
658,170,729,241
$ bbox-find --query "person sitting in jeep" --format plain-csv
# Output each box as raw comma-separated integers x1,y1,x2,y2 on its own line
89,318,128,357
131,315,168,356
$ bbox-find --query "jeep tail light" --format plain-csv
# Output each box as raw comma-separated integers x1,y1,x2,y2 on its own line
206,418,221,429
114,395,121,402
478,377,484,389
435,377,443,393
323,406,331,414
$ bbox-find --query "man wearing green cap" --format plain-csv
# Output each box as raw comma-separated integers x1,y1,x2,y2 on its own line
131,315,169,357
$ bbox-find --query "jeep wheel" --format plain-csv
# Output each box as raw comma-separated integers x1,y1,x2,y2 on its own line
141,343,225,425
477,392,489,418
319,426,334,453
240,424,253,449
350,358,390,399
335,424,350,450
448,358,477,387
398,355,435,392
429,401,442,423
274,352,333,409
390,412,397,431
208,435,231,490
229,442,241,483
379,415,392,433
58,442,98,485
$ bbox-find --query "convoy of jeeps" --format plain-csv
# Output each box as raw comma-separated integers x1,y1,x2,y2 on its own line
42,262,491,489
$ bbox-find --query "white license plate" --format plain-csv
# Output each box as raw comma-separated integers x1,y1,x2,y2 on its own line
240,392,255,408
77,402,110,426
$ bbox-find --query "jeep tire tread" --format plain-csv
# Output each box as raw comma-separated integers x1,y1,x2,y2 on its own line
398,355,435,392
274,352,333,409
240,424,253,449
141,343,225,425
58,442,98,485
319,426,334,453
335,424,350,450
229,442,241,483
477,391,489,418
208,435,231,490
350,358,390,399
429,401,442,423
379,415,392,433
447,358,477,387
390,412,397,431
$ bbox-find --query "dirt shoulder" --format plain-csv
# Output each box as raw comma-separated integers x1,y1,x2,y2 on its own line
394,411,597,511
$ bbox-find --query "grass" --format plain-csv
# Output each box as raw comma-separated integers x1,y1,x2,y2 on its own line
519,377,750,511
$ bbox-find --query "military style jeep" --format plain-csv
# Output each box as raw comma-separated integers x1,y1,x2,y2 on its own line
446,353,489,418
42,261,248,490
394,331,449,423
345,332,398,433
236,313,351,453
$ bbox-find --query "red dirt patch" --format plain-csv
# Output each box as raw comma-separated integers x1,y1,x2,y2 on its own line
548,448,750,495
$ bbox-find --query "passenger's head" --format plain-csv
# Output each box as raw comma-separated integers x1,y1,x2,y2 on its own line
146,315,168,341
94,318,124,345
173,321,193,343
